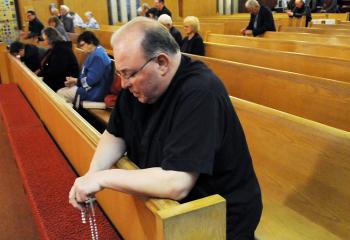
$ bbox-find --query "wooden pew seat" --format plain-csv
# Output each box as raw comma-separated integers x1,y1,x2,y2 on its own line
83,96,350,240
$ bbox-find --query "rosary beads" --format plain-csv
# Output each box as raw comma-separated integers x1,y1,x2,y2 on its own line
81,197,99,240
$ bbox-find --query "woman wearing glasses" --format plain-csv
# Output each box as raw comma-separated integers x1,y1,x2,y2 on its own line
57,31,112,104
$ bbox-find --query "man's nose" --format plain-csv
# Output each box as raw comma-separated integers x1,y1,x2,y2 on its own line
121,77,131,89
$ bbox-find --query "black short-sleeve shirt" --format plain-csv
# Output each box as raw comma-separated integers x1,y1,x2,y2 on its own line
107,55,262,239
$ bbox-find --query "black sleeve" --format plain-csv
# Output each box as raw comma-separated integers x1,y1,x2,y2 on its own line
42,49,78,79
252,8,276,36
107,91,125,138
246,14,255,30
161,90,222,175
191,36,205,56
175,31,183,48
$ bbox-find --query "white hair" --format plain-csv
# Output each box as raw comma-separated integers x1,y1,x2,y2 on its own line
84,11,93,18
245,0,260,8
60,5,70,12
158,14,172,26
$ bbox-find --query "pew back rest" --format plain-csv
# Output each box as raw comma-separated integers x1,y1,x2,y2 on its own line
262,31,350,45
188,54,350,131
232,96,350,240
206,33,350,61
204,42,350,83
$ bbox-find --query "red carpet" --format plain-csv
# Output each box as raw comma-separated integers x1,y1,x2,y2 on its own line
0,84,121,240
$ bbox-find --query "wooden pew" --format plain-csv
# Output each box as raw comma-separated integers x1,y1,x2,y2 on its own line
72,47,350,131
204,42,350,83
279,26,350,35
262,31,350,45
64,76,350,240
310,23,350,30
206,33,350,61
1,43,226,240
234,97,350,240
189,54,350,131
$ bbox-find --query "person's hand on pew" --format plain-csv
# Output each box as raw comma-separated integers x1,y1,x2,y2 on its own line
65,76,78,88
69,173,102,210
286,10,293,17
241,29,253,36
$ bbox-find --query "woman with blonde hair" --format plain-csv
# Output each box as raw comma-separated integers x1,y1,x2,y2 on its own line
180,16,205,56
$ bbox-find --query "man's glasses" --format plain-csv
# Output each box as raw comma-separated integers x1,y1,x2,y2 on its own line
115,56,157,80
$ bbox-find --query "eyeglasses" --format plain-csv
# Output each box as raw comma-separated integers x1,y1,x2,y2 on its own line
115,56,157,80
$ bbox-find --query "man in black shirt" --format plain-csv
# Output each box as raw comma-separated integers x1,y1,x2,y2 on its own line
287,0,312,26
155,0,172,17
69,17,262,240
26,10,44,39
9,41,46,72
241,0,276,36
158,14,182,47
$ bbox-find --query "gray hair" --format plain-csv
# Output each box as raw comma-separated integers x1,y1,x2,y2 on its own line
42,27,64,45
60,5,70,12
84,11,93,18
158,14,172,26
245,0,260,8
111,17,179,59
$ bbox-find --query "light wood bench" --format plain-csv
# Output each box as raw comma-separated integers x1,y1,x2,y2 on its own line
206,33,350,61
189,54,350,131
204,42,350,83
262,31,350,45
279,26,350,35
61,83,350,240
2,43,226,240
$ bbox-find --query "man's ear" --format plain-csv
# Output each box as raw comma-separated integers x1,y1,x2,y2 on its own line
156,53,170,76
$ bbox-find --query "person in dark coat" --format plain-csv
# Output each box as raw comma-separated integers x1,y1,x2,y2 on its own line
9,41,46,72
287,0,312,26
242,0,276,37
181,16,205,56
26,10,44,39
154,0,172,17
38,27,79,92
59,5,75,33
158,14,182,47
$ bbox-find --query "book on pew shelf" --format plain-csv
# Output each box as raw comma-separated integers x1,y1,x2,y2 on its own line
81,101,106,109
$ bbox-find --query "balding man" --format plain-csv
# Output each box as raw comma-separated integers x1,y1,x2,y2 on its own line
59,5,74,32
241,0,276,36
287,0,312,26
158,14,182,47
69,17,262,240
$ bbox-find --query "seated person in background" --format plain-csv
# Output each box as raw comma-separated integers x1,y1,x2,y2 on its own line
57,31,112,103
59,5,74,33
48,16,70,41
38,27,79,92
158,14,182,47
146,7,158,19
181,16,205,56
68,17,262,240
321,0,338,12
241,0,276,37
25,10,44,39
137,3,150,16
82,11,100,29
287,0,312,26
50,7,60,17
9,41,46,72
154,0,172,17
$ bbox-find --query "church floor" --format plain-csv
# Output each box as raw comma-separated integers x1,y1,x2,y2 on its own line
0,116,39,240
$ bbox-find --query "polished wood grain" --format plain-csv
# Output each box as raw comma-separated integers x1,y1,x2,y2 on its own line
205,42,350,83
206,33,350,61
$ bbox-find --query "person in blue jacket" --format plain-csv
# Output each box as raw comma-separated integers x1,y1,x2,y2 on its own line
57,31,113,104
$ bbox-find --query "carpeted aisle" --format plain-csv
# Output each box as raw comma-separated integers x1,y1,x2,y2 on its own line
0,115,39,240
